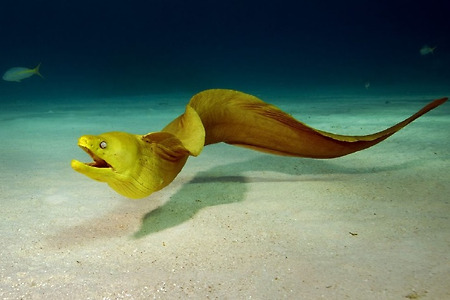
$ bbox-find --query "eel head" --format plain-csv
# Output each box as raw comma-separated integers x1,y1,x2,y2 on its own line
71,132,138,182
71,104,206,199
71,131,193,199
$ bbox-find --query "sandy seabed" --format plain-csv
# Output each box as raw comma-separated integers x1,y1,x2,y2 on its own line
0,91,449,299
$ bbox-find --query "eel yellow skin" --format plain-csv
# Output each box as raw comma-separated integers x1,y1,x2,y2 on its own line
71,89,447,199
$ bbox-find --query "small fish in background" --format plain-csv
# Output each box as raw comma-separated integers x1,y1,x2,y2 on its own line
419,45,437,56
2,63,43,82
364,81,370,89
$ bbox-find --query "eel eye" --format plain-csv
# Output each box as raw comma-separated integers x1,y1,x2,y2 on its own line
99,141,107,149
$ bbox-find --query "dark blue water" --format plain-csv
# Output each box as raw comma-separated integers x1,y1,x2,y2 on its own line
1,0,449,101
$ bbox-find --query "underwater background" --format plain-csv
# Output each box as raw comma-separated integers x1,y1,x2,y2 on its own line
1,1,450,298
0,0,449,101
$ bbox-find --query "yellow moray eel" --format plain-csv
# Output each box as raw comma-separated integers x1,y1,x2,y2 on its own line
71,89,447,199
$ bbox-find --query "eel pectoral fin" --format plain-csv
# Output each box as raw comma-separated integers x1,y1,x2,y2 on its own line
142,132,191,162
161,104,205,156
139,132,191,195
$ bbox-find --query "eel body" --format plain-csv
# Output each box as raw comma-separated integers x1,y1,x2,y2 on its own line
71,89,447,199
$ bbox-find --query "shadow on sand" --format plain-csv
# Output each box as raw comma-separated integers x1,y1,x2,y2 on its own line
132,154,423,238
45,152,428,249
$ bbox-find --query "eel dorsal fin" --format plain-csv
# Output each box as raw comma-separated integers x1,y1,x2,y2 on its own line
161,104,205,156
189,89,447,158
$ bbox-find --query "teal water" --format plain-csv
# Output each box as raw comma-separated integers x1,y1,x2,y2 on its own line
1,1,449,101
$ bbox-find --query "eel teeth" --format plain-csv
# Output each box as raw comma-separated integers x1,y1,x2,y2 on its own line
81,146,112,168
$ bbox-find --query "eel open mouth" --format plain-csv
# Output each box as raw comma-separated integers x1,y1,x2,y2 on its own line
79,145,112,169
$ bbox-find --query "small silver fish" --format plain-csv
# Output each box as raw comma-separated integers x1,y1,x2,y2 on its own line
2,63,43,82
419,45,436,56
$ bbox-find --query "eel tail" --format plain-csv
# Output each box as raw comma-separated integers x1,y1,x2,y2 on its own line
188,89,447,159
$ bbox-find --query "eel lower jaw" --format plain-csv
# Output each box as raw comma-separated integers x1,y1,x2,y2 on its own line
80,145,113,169
71,145,114,178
